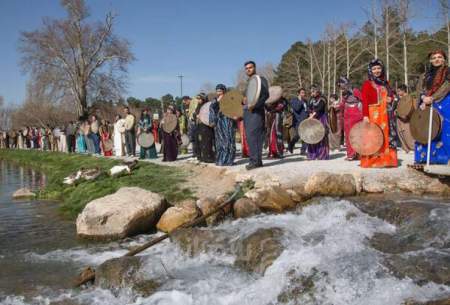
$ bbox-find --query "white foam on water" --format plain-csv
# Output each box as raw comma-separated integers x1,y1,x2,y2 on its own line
25,247,128,266
5,198,450,305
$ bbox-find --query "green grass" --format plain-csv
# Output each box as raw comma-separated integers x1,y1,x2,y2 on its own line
0,149,194,218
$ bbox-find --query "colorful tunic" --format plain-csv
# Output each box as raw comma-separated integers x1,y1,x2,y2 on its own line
360,80,398,168
307,96,329,160
238,120,249,158
414,66,450,164
265,99,286,158
343,91,363,159
210,98,236,166
138,116,157,159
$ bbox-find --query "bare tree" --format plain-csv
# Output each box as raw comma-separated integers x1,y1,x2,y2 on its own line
438,0,450,60
19,0,134,117
397,0,412,87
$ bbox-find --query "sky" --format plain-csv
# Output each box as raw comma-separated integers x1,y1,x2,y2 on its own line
0,0,444,106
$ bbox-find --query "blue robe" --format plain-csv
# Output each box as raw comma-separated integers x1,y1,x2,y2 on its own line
414,93,450,164
210,99,237,166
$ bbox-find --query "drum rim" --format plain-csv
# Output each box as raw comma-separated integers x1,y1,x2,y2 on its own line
246,75,261,108
397,97,415,120
298,118,325,144
329,107,338,134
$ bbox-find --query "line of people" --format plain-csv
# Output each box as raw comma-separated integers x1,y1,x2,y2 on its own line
1,50,448,169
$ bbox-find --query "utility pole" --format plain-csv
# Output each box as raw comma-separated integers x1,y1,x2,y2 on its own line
177,74,184,98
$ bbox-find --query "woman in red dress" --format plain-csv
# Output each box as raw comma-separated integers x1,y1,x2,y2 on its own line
360,59,398,168
337,77,363,160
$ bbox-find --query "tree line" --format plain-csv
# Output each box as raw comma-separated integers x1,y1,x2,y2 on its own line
274,0,449,99
0,0,449,130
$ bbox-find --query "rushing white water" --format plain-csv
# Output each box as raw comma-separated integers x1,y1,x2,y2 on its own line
2,198,450,305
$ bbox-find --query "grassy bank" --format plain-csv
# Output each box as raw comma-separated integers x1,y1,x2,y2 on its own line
0,149,193,218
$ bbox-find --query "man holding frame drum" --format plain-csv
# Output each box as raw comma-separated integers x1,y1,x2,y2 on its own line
242,60,269,170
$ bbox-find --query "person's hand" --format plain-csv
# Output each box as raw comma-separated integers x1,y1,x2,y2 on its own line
420,103,426,110
233,116,238,121
242,97,247,105
363,116,369,123
423,96,433,105
309,112,315,119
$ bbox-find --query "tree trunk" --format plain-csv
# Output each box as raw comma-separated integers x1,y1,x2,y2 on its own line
333,37,337,94
322,42,326,91
327,40,331,100
309,42,314,86
346,35,350,78
402,31,408,88
385,5,390,80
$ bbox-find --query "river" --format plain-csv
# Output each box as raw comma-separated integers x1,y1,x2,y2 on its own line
0,160,449,305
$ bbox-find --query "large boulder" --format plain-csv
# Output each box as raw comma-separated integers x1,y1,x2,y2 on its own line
234,227,284,274
247,186,296,213
304,172,357,197
233,198,261,218
76,187,167,240
12,188,36,200
156,200,201,233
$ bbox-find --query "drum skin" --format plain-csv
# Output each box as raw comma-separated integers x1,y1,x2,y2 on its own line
220,90,244,119
137,132,155,148
349,121,384,156
245,75,261,110
162,113,178,133
410,107,442,145
298,118,325,144
199,101,213,127
265,86,283,105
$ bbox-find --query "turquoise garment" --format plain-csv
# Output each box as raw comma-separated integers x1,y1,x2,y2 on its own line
139,115,157,159
76,133,87,153
414,93,450,164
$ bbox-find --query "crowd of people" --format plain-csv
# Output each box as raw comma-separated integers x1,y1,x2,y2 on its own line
0,49,448,170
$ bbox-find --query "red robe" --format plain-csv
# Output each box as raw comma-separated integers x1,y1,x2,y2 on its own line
360,80,397,168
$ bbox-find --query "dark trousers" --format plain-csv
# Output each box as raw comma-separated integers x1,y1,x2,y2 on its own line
67,135,75,153
125,130,136,156
90,133,101,154
288,128,307,154
243,109,265,166
188,121,198,157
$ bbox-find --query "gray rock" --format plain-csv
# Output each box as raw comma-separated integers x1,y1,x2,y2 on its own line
233,198,261,218
76,187,167,240
94,256,161,297
234,227,284,274
305,172,357,197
